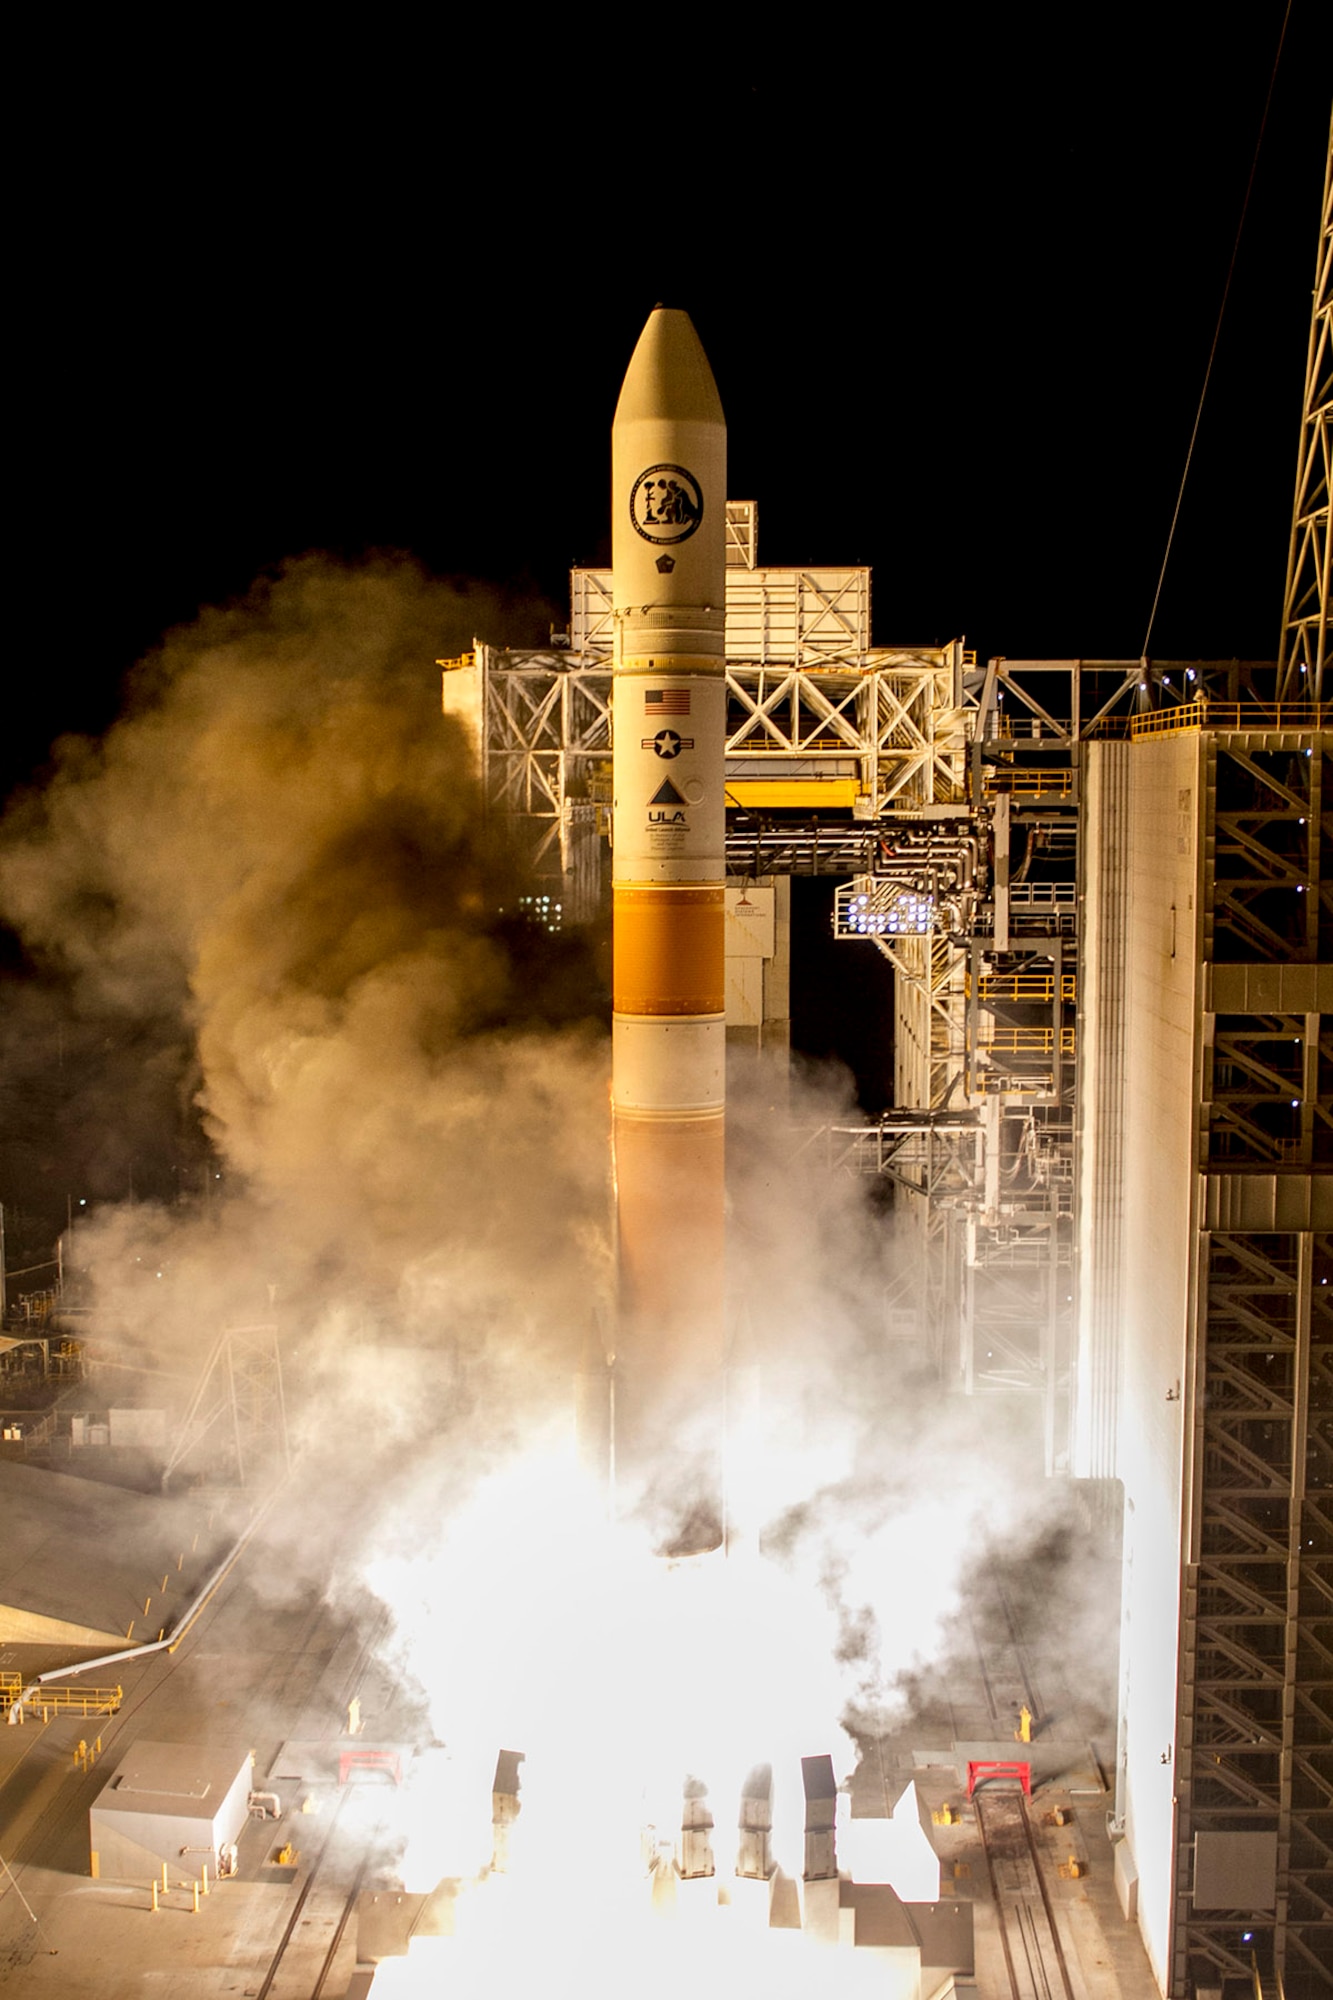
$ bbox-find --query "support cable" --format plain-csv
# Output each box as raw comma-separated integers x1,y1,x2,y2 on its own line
0,1850,58,1955
1140,3,1292,660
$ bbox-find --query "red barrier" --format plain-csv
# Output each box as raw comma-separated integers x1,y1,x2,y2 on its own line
967,1759,1031,1797
339,1748,402,1786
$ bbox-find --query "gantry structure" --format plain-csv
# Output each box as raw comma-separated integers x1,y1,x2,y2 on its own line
453,537,1295,1485
452,575,1330,2000
448,110,1333,2000
446,512,1165,1472
1065,679,1329,1999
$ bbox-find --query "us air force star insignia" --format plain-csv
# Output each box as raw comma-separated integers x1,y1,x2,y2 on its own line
641,730,695,759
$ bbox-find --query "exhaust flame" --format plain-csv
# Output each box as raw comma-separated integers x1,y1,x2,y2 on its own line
360,1435,969,1998
366,1435,855,1888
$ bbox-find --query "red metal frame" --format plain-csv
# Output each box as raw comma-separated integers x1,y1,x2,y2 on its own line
966,1759,1031,1797
338,1748,402,1786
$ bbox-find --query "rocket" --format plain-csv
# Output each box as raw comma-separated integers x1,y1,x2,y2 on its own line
609,307,727,1552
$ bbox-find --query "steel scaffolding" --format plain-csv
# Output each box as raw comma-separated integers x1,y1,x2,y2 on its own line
1277,111,1332,702
1168,722,1332,1998
1174,1229,1332,1998
462,535,1333,1547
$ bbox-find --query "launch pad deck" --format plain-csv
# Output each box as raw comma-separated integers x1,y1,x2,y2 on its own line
0,1513,1164,2000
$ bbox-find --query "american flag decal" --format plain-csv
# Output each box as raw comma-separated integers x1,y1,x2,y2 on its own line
645,689,690,716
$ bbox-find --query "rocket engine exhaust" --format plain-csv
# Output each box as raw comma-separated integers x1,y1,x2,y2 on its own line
608,306,728,1554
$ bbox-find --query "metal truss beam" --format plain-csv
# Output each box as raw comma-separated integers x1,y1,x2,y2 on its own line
1204,737,1327,965
1278,110,1333,701
1175,1231,1333,1998
161,1323,290,1493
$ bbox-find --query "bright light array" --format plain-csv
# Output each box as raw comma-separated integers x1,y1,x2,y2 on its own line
844,890,935,936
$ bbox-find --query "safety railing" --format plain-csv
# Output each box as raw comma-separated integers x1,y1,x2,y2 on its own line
1129,698,1328,740
982,768,1075,797
1009,882,1076,907
971,974,1077,1002
995,717,1065,740
1,1672,123,1719
971,1073,1057,1096
977,1027,1077,1055
725,731,865,754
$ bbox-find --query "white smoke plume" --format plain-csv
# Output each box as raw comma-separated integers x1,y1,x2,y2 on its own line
0,557,1116,1900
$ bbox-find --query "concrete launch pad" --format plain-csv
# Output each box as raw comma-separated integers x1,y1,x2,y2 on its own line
0,1469,1164,1999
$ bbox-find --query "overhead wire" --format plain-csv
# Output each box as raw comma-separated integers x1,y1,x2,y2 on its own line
1140,2,1293,661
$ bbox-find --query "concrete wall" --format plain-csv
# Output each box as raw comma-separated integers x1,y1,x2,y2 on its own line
1082,736,1205,1992
1074,741,1130,1477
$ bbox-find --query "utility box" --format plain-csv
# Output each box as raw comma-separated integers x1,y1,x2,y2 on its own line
1114,1836,1139,1920
89,1742,252,1881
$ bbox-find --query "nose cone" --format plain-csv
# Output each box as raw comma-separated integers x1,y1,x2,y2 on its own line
614,308,725,430
612,308,727,630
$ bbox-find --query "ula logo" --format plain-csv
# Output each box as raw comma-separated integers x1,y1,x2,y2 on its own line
649,809,687,825
630,464,703,545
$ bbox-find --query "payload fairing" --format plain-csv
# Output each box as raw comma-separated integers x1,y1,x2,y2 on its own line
610,308,728,1539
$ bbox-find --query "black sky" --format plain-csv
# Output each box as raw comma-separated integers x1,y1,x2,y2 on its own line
9,10,1331,800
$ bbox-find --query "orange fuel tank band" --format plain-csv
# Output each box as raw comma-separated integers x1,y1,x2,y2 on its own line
612,885,725,1016
612,1108,726,1376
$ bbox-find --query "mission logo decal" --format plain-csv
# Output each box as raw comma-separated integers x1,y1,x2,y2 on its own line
649,778,686,807
642,728,694,759
630,464,703,545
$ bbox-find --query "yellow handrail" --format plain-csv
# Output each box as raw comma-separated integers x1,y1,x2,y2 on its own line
970,974,1077,1002
0,1678,123,1718
983,769,1074,797
977,1027,1077,1054
1130,698,1328,740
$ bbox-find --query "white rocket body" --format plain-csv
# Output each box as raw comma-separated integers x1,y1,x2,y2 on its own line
610,309,727,1536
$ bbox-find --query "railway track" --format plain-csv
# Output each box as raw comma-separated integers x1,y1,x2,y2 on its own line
975,1785,1076,2000
969,1574,1044,1736
249,1603,394,1997
251,1785,381,2000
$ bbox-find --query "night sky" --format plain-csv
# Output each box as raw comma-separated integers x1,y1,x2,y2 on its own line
0,14,1329,1249
9,10,1329,804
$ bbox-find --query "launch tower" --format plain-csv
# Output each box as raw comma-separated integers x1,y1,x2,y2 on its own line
446,128,1331,1988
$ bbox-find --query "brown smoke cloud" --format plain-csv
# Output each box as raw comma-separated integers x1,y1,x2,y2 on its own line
0,555,611,1391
